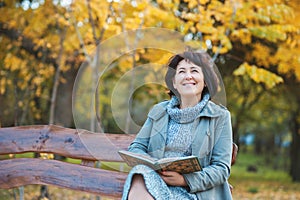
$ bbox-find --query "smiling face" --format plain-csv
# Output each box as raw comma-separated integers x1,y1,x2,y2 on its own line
172,59,205,101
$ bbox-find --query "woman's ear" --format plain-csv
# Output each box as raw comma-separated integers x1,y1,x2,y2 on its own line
172,78,177,89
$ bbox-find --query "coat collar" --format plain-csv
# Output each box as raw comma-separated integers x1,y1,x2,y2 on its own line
148,100,227,121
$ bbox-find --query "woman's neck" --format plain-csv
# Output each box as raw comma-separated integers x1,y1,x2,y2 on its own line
180,95,201,109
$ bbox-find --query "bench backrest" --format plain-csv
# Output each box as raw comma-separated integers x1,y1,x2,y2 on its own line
0,125,238,198
0,125,134,198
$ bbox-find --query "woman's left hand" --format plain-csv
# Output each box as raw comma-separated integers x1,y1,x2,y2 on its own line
159,171,187,187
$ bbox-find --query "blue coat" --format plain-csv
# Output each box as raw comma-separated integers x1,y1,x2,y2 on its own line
128,100,233,200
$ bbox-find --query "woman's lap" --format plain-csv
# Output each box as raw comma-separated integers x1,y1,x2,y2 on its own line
122,165,197,200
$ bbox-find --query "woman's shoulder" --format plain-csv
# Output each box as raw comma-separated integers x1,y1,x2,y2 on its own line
147,100,170,120
207,101,228,110
154,100,170,108
201,101,230,117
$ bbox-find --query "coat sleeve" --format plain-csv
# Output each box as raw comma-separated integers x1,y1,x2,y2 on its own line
183,110,233,193
128,117,153,154
128,102,167,155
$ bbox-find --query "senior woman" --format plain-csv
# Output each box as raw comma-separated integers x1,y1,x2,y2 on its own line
122,50,233,200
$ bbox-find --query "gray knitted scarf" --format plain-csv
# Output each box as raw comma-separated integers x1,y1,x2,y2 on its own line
164,93,210,157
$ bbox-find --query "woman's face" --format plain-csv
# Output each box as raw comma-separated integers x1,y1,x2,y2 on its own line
172,59,205,100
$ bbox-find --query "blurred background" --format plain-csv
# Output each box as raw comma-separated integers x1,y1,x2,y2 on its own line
0,0,299,199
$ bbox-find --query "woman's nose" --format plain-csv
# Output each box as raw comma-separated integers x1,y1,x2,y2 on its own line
185,72,193,80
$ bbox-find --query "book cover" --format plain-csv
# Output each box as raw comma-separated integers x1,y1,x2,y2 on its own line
118,150,202,174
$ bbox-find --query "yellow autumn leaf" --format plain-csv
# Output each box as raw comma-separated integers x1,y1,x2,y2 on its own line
181,12,201,22
18,101,24,108
4,54,27,71
35,113,42,120
0,78,6,94
33,77,43,85
199,0,210,4
119,56,134,72
35,87,42,97
234,62,284,89
141,49,169,64
252,43,271,68
231,29,252,44
196,23,216,34
187,0,198,8
212,46,229,54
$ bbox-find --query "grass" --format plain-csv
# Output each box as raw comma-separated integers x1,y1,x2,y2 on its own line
229,151,300,200
230,152,291,182
1,152,300,200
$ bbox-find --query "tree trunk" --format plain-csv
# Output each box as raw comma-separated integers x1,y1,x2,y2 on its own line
49,29,66,125
232,122,240,149
54,67,78,128
285,77,300,182
290,107,300,182
254,135,263,154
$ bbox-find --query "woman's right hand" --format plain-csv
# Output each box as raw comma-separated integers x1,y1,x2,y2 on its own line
160,171,187,187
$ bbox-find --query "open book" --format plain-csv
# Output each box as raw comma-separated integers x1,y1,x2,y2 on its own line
118,150,202,174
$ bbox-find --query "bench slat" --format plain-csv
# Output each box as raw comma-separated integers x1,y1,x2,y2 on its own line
0,158,127,198
0,125,238,198
0,125,134,162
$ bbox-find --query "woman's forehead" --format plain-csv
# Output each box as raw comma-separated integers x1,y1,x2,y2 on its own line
177,59,201,68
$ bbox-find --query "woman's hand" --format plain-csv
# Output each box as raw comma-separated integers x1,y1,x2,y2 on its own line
159,171,188,187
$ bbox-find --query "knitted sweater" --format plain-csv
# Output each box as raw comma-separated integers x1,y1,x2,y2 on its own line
164,93,210,158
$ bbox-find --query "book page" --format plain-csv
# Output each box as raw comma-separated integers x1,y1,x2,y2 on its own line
118,150,157,167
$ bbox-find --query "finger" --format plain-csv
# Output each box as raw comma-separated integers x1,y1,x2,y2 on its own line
161,171,175,177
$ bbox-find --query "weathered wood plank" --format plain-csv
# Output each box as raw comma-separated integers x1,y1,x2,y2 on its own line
0,158,127,198
0,125,134,162
0,125,239,197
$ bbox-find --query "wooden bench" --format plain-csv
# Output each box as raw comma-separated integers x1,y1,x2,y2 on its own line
0,125,238,199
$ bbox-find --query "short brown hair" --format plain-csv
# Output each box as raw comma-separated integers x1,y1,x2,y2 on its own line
165,51,219,99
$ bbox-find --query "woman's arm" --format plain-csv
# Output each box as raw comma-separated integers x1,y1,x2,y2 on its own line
128,117,153,154
183,110,233,193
